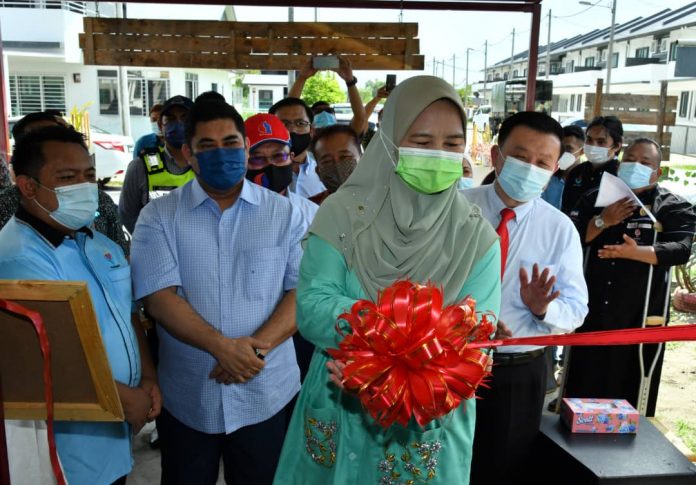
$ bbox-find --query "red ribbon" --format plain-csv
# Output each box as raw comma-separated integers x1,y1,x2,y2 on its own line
328,280,495,428
467,324,696,349
0,298,66,485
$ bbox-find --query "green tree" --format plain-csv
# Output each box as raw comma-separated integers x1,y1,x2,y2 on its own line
358,78,385,103
302,72,345,106
458,85,473,106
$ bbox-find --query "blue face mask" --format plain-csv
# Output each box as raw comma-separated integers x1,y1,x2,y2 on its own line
35,181,99,230
497,153,553,202
195,147,246,191
618,162,656,189
457,177,475,190
314,111,337,129
164,121,185,149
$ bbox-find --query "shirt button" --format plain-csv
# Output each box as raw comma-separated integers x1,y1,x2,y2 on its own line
611,262,615,266
348,452,357,461
604,301,609,305
607,281,612,285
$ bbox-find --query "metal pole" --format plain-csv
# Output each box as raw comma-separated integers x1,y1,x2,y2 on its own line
483,40,488,104
116,3,131,136
545,9,551,80
314,7,318,21
0,22,10,167
605,0,617,93
509,28,515,79
525,2,541,110
465,48,470,95
288,7,296,91
452,54,456,87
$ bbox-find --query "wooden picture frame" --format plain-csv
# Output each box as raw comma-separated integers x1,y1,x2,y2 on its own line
0,280,124,421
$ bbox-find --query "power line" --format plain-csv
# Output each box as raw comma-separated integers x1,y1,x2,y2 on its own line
553,0,604,19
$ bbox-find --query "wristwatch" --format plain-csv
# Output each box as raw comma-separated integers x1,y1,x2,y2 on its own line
594,215,606,229
346,76,358,87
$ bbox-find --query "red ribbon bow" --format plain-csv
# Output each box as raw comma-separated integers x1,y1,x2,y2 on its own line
328,280,495,428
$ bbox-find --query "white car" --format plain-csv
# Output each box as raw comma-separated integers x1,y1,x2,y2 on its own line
8,116,133,183
472,105,492,131
330,103,380,131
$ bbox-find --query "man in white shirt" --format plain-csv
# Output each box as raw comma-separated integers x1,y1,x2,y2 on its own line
463,112,588,484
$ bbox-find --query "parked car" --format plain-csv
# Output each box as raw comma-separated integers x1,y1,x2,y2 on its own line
330,103,380,132
8,116,133,182
472,104,492,131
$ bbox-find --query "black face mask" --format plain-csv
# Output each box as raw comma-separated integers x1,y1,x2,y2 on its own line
246,165,294,193
290,132,312,156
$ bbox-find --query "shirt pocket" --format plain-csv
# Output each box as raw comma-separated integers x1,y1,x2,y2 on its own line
106,265,133,310
240,246,287,301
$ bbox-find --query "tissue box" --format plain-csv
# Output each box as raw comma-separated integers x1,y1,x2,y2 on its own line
561,398,639,434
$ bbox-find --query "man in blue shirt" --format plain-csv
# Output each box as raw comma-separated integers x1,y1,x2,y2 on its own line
0,126,160,485
130,100,307,485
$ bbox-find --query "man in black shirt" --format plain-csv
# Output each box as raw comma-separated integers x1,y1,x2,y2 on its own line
565,138,696,415
561,116,623,214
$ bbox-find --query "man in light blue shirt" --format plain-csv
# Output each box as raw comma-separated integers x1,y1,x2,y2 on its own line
269,97,327,198
464,112,588,484
0,126,159,485
130,100,307,485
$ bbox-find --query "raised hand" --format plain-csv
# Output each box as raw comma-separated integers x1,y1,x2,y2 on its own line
519,263,561,319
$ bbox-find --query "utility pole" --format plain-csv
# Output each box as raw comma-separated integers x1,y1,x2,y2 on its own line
509,28,516,79
545,9,552,79
465,49,470,92
452,54,456,86
116,2,131,136
288,7,295,89
483,40,488,103
606,0,617,93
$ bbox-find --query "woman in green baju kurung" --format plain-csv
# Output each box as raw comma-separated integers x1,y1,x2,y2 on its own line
274,76,501,485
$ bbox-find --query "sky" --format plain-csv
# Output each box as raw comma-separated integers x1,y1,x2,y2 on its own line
126,0,693,88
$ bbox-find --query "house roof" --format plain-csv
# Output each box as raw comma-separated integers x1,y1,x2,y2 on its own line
489,1,696,68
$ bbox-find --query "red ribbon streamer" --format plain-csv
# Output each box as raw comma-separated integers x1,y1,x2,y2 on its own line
467,324,696,349
328,280,495,429
0,299,67,485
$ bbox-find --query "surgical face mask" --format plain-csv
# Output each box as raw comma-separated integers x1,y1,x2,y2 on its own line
380,131,462,194
35,181,99,230
497,152,553,202
583,144,611,165
313,111,337,129
290,132,312,156
246,164,294,193
151,121,162,136
618,162,656,189
457,177,475,190
164,121,185,149
317,158,358,193
558,151,578,171
195,147,246,191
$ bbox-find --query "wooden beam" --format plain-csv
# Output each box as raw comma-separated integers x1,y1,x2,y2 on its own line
624,131,672,146
656,81,668,148
91,50,425,70
592,79,603,118
583,109,676,126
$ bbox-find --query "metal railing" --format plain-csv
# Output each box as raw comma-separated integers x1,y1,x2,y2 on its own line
0,1,96,15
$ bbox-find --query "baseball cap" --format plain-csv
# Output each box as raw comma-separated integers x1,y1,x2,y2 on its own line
161,95,194,117
245,113,291,151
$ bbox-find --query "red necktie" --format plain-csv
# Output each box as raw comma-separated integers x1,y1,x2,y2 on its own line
496,208,516,279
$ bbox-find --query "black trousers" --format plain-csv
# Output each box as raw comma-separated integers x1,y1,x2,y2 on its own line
157,406,287,485
470,352,547,485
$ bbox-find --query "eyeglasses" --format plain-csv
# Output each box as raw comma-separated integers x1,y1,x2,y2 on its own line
281,119,311,129
248,152,291,168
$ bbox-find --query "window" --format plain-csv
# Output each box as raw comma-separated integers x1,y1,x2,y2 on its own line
611,53,619,68
577,94,583,112
635,47,649,58
211,82,218,93
669,42,679,62
599,49,607,61
9,74,66,116
98,70,169,115
550,63,559,74
185,73,199,99
565,60,575,72
679,91,690,118
259,89,274,111
503,72,509,80
570,94,575,110
513,70,518,78
585,57,595,67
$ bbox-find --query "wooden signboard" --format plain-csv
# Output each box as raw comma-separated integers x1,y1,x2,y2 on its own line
585,79,677,160
0,281,124,422
79,17,424,70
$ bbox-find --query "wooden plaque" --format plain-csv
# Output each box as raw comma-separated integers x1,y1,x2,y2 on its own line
0,281,124,422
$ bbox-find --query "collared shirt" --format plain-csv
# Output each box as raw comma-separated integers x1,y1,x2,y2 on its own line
541,175,565,210
561,159,619,214
0,185,130,256
130,179,307,434
463,184,589,352
290,151,326,198
0,207,140,485
288,190,319,223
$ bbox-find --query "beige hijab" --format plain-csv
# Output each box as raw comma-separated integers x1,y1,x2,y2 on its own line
309,75,497,303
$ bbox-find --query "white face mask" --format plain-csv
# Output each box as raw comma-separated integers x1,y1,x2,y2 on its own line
583,144,610,165
558,151,577,171
151,121,162,136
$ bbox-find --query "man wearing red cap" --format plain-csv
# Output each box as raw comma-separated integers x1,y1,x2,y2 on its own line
244,113,318,381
